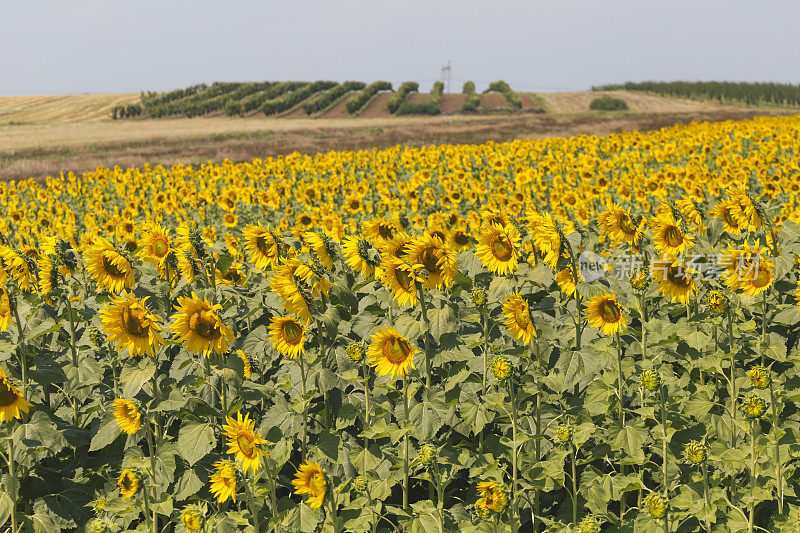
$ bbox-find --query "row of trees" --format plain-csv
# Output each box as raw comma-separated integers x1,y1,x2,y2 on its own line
396,81,443,115
301,81,366,115
593,80,800,107
345,81,393,114
486,80,522,110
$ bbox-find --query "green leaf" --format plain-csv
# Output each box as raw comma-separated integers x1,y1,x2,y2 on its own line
610,421,647,463
0,493,12,530
89,414,122,452
121,358,156,399
177,422,216,466
428,305,457,342
395,313,423,342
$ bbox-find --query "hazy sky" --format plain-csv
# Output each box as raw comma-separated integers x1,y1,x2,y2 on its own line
2,0,798,95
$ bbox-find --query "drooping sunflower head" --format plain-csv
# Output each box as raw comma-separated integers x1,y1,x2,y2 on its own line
117,469,140,498
406,233,457,290
112,398,141,434
170,292,234,357
380,257,419,308
502,292,537,344
101,292,165,357
292,460,327,510
556,267,581,297
215,263,247,288
447,227,472,251
367,327,417,379
476,480,507,514
476,222,521,276
85,238,135,293
585,292,626,336
304,231,336,270
362,218,398,245
222,411,269,473
236,350,252,379
243,223,281,270
209,460,237,503
342,236,381,280
653,259,697,305
711,198,745,235
0,287,12,332
269,316,306,359
0,368,31,423
651,214,694,256
180,505,203,533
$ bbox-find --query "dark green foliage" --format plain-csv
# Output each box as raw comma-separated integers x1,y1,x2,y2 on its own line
593,80,800,107
228,82,306,116
387,82,419,114
485,80,522,110
302,81,366,115
345,81,393,115
462,81,480,112
111,104,142,120
261,81,337,116
396,82,443,115
589,95,629,111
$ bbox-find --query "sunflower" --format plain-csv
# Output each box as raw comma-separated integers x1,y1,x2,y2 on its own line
269,316,306,359
406,233,457,290
117,469,139,498
342,236,381,279
236,350,252,379
367,327,417,379
585,292,626,335
0,368,31,422
729,187,764,231
653,258,698,305
502,292,537,344
529,212,563,269
651,214,694,256
137,223,172,276
292,460,327,510
718,243,768,292
600,205,642,247
556,267,581,297
180,506,203,533
379,232,413,260
380,257,419,307
243,223,281,270
0,287,15,332
711,199,745,235
215,263,247,287
112,399,141,434
740,260,774,296
305,231,336,270
38,256,59,295
362,218,398,246
448,227,472,252
170,292,234,356
101,292,165,357
223,212,238,229
222,411,269,473
85,237,135,293
0,245,38,292
209,460,237,503
476,481,507,513
476,222,521,275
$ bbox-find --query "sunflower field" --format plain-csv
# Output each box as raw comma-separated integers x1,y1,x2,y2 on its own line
3,115,800,533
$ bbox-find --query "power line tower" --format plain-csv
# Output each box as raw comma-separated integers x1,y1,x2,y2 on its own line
441,60,451,94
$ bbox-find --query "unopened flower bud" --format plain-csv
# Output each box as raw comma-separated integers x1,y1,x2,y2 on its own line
418,443,436,467
683,440,706,465
644,493,668,519
640,369,661,392
747,365,770,390
492,356,511,380
471,288,487,308
346,342,364,362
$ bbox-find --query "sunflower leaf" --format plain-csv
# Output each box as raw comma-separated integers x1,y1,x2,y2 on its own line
89,413,122,452
177,422,216,466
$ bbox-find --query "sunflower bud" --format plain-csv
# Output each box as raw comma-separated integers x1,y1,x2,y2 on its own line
475,504,492,520
492,355,511,380
683,440,706,465
346,342,365,362
579,515,601,533
707,290,728,316
631,268,649,290
353,475,368,493
418,443,436,467
180,505,203,533
89,325,104,347
88,518,107,533
90,495,107,512
640,369,661,392
555,422,573,445
741,394,767,419
471,288,487,308
747,365,771,389
644,492,668,519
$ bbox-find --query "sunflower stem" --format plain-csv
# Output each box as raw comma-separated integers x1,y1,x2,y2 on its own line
508,377,519,533
243,471,261,533
659,384,669,533
702,460,711,532
402,375,410,513
480,304,490,452
362,356,371,472
569,259,582,350
728,306,737,453
65,293,81,427
769,380,783,513
570,443,577,525
760,289,767,366
145,413,159,533
11,292,27,400
299,352,309,460
748,419,756,533
7,436,18,533
417,286,432,388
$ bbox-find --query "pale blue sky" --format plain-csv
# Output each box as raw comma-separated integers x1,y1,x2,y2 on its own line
2,0,798,95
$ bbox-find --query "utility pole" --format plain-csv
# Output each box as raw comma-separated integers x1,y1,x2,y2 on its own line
441,60,451,94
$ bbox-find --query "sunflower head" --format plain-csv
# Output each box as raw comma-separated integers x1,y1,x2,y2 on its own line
640,369,661,392
0,369,31,423
367,327,417,379
170,292,233,357
502,292,537,344
579,516,602,533
492,355,512,381
346,342,365,362
747,365,771,389
555,422,573,445
585,292,626,336
470,288,487,308
476,222,521,276
222,411,269,473
292,460,327,510
117,469,140,498
269,316,306,359
101,292,165,357
353,475,368,493
180,505,203,533
476,480,507,514
418,443,437,467
707,290,728,315
740,394,767,419
683,440,706,465
112,398,141,434
644,492,667,519
380,257,418,308
406,233,457,290
209,460,237,503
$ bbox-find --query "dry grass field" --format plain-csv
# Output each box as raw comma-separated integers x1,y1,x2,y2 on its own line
1,90,796,181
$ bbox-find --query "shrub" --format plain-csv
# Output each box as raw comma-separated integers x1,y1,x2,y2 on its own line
589,95,629,111
387,82,419,114
396,102,441,116
302,81,366,115
462,81,480,112
231,82,307,116
486,80,522,110
346,81,393,114
262,81,337,116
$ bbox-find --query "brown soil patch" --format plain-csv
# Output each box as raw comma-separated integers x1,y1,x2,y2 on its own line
479,93,508,111
358,92,395,118
441,94,467,114
316,92,357,118
404,93,429,105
